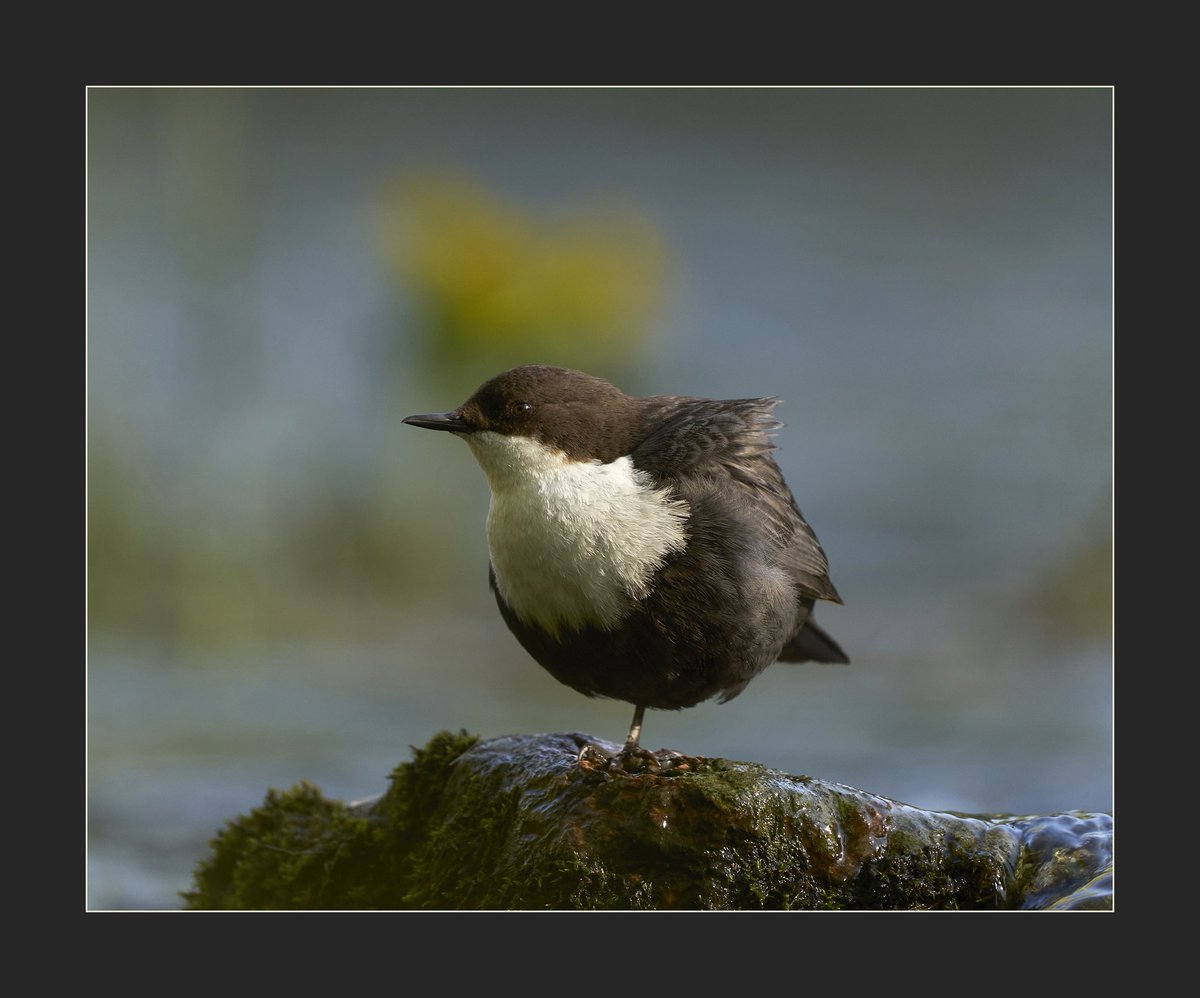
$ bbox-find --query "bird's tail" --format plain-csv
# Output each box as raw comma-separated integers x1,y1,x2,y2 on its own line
779,620,849,664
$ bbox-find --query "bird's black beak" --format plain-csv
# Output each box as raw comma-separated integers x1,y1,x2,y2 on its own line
403,411,475,433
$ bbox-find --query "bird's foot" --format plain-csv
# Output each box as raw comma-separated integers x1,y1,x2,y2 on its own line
617,745,687,774
575,739,686,774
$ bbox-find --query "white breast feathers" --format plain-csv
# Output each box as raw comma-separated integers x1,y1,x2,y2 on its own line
464,431,691,636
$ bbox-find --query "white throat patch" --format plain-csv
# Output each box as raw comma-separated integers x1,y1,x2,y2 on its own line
464,431,691,636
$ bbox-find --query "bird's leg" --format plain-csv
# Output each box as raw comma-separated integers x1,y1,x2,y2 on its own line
613,704,685,772
575,704,684,773
624,704,646,752
575,705,650,769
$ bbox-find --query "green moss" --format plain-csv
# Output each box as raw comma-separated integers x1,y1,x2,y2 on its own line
183,729,481,910
182,781,383,909
184,731,1111,910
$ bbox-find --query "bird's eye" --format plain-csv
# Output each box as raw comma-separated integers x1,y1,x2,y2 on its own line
511,400,532,417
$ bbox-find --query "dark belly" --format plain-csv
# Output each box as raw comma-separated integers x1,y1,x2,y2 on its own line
492,566,812,710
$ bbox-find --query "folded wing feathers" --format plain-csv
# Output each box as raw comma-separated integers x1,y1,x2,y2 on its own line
633,397,839,603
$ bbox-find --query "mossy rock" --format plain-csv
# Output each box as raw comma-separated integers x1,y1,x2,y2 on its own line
183,730,1112,910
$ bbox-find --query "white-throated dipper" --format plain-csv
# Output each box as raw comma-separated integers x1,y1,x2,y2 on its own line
404,365,847,769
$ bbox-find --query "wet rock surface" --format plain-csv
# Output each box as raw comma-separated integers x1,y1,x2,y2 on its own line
184,730,1112,910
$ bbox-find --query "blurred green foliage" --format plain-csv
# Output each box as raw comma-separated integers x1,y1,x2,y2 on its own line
1025,523,1112,640
375,171,671,389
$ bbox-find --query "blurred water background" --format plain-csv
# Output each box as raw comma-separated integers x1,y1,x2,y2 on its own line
86,86,1112,910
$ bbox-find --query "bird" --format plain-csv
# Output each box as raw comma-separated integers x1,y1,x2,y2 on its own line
403,364,847,769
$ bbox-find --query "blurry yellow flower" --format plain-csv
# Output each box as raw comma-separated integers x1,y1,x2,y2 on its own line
376,171,670,371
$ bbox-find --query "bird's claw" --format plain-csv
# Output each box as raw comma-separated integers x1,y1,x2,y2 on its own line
575,740,687,774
